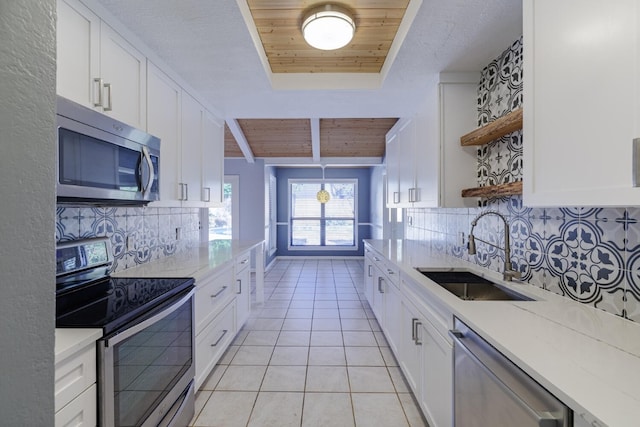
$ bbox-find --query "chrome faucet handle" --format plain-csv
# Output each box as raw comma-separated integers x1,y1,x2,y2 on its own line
503,269,521,282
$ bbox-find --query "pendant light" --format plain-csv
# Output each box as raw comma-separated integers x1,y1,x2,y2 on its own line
302,4,356,51
317,165,330,203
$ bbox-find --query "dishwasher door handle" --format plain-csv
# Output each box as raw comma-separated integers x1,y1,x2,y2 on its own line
449,329,561,427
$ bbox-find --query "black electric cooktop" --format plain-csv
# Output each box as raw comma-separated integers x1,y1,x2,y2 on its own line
56,276,194,335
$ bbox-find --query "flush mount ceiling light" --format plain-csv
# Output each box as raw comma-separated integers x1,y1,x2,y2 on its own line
302,4,356,51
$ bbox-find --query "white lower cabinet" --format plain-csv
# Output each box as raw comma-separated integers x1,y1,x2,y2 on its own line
235,251,252,329
55,383,97,427
364,243,453,427
400,297,423,394
55,336,97,427
195,299,236,389
421,312,453,427
384,279,403,356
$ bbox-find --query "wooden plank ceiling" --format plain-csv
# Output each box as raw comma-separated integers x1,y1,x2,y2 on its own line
224,118,398,159
246,0,410,73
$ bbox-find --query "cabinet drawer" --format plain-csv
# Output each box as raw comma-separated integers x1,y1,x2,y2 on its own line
195,266,235,333
235,251,251,273
195,300,236,388
55,343,96,412
55,383,97,427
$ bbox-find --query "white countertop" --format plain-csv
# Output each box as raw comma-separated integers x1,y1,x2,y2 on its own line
56,239,263,364
364,239,640,427
112,239,263,281
55,328,101,362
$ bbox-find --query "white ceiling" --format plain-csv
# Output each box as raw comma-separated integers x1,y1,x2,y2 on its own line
94,0,522,120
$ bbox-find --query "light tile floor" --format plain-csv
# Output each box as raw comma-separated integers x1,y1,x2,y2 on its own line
190,259,429,427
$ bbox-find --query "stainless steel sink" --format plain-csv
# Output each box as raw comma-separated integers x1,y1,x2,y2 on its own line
416,269,532,301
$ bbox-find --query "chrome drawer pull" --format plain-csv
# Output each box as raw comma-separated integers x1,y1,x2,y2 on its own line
236,279,242,294
210,329,228,347
211,286,228,298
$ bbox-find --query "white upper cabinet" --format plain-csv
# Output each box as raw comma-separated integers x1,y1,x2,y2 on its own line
57,0,146,129
385,73,478,208
147,63,182,206
202,111,224,206
524,0,640,206
180,92,205,207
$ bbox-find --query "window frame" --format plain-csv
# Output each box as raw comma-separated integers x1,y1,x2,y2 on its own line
287,178,358,251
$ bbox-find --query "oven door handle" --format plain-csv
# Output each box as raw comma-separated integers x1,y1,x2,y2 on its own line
449,330,560,427
104,288,195,348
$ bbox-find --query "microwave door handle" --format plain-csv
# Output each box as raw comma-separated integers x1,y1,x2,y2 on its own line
140,146,154,198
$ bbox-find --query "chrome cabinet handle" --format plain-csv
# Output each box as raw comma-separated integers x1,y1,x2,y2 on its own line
184,183,188,200
103,82,112,111
240,259,249,264
411,318,418,341
377,277,385,293
210,329,228,347
93,78,104,107
210,285,228,298
236,279,242,295
203,187,211,202
413,320,422,345
178,183,185,201
393,191,400,204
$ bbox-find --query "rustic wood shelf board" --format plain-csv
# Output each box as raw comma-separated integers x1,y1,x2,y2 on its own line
460,108,523,146
461,181,523,198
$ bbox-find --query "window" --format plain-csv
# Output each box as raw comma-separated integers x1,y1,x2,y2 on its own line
208,176,239,241
289,179,357,249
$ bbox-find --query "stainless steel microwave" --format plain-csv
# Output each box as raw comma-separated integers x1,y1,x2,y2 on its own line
56,96,160,205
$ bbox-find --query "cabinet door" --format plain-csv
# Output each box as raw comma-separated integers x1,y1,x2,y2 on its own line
398,119,416,206
195,300,236,389
524,0,640,206
438,81,478,208
147,63,182,206
363,253,375,305
99,22,147,128
56,0,100,108
385,129,400,207
421,319,453,427
202,111,224,206
383,281,402,355
400,299,422,395
235,263,251,328
371,268,386,326
180,92,204,206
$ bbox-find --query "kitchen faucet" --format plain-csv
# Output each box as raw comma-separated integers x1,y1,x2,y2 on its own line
467,211,521,282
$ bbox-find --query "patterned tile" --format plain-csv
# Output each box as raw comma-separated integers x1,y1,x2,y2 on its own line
404,35,640,323
55,204,201,273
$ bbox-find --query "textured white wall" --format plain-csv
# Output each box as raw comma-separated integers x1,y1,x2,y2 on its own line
0,1,57,424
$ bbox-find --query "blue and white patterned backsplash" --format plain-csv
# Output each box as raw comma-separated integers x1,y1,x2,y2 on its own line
405,36,640,323
56,206,201,273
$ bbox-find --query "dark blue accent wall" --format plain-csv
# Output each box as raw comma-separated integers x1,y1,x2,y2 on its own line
275,167,372,257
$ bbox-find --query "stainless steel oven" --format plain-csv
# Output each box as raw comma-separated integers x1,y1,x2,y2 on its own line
56,238,196,427
98,287,195,427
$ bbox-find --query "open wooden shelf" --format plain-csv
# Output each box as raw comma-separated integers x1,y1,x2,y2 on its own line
461,181,523,198
460,108,523,146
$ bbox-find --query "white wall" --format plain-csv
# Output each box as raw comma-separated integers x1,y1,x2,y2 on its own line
0,1,57,424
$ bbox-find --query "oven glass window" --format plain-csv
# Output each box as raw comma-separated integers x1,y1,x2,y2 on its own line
112,298,193,426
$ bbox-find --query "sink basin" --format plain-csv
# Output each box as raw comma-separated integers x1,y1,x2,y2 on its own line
416,269,532,301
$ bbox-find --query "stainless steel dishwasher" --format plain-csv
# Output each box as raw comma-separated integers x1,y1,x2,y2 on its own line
450,318,571,427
